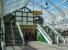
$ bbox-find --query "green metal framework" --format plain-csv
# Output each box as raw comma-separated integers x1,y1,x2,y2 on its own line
11,7,36,25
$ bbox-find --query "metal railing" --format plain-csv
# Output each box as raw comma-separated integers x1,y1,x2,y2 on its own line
37,22,65,44
11,21,16,46
37,23,52,44
0,27,6,50
1,19,6,50
0,28,3,50
45,23,65,45
0,25,6,50
16,22,24,45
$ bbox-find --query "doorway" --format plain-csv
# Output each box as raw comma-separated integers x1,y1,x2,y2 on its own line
23,29,37,44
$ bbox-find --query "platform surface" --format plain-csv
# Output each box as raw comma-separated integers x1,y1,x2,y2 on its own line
5,41,68,50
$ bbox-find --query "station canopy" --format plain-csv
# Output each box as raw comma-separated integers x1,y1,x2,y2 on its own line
27,0,68,24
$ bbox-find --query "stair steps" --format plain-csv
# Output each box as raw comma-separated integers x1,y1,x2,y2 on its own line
5,24,23,47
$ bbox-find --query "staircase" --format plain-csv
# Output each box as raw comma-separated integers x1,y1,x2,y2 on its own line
37,23,65,44
43,26,56,44
5,23,14,46
5,22,24,47
37,23,52,44
12,24,23,46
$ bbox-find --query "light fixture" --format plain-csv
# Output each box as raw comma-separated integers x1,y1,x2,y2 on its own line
45,2,48,8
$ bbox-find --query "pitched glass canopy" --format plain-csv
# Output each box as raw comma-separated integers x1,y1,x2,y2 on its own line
27,0,68,24
3,0,68,24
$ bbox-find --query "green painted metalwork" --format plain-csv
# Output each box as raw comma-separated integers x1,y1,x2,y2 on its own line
37,30,48,43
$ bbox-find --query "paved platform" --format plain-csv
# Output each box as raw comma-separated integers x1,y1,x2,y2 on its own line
5,41,68,50
6,46,35,50
28,41,68,50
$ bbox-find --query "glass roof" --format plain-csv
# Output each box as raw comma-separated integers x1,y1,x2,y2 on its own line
27,0,68,10
27,0,68,24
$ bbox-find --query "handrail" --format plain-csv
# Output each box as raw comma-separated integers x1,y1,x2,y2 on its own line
45,23,65,44
0,29,2,50
1,19,6,50
11,21,16,46
16,22,24,45
0,27,6,50
37,23,52,44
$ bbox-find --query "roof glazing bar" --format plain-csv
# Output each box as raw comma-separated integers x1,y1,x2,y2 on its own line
47,0,65,18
